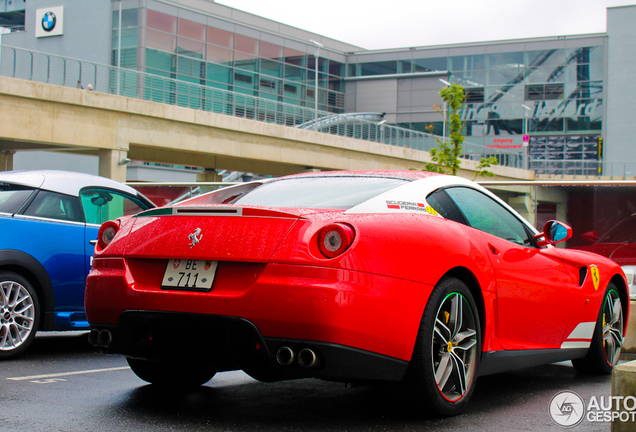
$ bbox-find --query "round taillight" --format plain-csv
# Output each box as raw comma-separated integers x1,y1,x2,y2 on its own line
97,221,120,249
318,223,355,258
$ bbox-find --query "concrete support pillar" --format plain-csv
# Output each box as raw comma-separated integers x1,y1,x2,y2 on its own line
0,151,14,171
98,149,128,183
623,301,636,353
196,168,222,182
509,195,536,227
611,360,636,431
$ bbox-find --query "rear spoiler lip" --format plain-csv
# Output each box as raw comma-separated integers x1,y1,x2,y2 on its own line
133,205,302,220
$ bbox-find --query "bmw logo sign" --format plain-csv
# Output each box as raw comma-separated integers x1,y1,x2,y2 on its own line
41,12,57,32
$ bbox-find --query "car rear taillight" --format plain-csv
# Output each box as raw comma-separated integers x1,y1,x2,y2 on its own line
97,221,120,249
318,223,355,258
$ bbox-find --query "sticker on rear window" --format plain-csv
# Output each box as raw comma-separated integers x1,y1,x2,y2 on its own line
386,200,439,215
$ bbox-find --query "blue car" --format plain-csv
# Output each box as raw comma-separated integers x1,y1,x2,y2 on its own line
0,170,155,358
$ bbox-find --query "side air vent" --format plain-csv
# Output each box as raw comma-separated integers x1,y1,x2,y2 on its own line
579,266,588,287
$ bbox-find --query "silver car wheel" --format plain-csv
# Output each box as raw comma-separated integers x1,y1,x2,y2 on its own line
602,289,623,367
0,280,36,352
432,292,478,402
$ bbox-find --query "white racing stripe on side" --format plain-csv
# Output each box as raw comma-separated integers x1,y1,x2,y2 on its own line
565,322,596,340
560,321,596,349
561,341,592,349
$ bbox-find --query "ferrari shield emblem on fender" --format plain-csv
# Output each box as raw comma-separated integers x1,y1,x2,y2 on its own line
590,265,600,291
188,228,202,248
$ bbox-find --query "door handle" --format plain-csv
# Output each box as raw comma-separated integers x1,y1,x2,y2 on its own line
89,240,97,245
488,243,500,255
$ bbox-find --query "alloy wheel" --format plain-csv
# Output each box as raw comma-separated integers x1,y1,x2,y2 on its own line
602,289,623,367
432,292,478,402
0,280,36,351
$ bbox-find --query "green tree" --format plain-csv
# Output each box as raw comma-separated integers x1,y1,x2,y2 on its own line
424,83,497,178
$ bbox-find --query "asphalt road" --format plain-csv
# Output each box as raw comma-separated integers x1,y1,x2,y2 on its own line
0,332,630,431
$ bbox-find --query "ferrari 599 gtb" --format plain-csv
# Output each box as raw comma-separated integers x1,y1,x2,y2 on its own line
85,171,628,416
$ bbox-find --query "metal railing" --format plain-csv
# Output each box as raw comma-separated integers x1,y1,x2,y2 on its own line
0,43,528,168
531,160,636,178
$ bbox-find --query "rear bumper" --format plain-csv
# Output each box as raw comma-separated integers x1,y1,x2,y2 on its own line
86,258,432,378
90,311,409,383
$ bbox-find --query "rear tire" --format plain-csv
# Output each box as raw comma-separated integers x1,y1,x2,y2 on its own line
0,272,40,359
127,357,216,388
406,277,481,416
572,283,624,375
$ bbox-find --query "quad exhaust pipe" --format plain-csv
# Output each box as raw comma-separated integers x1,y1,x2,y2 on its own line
276,346,295,366
276,346,321,368
88,329,114,348
298,348,320,368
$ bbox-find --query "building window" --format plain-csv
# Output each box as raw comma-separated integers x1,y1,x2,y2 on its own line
261,42,284,61
525,83,564,100
178,18,205,41
412,57,447,72
235,34,259,56
147,10,177,34
207,45,233,65
208,27,233,49
359,61,398,76
146,29,176,53
284,47,305,67
465,88,484,103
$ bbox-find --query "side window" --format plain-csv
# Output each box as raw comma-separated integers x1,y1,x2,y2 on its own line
0,184,35,214
444,187,531,245
80,188,148,225
426,189,468,225
23,190,84,222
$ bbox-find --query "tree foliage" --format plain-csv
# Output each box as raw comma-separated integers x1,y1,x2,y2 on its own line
424,83,497,178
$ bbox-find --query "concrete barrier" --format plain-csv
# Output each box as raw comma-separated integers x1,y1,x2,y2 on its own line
624,301,636,353
611,360,636,432
610,302,636,431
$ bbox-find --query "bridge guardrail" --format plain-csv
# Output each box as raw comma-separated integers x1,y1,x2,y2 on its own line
0,43,529,169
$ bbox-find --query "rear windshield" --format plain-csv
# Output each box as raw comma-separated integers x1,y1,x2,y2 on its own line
0,184,35,214
233,176,408,209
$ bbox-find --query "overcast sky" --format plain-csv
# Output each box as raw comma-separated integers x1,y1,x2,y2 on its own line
215,0,636,50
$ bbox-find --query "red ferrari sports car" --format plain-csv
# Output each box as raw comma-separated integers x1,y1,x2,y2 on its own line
85,171,629,416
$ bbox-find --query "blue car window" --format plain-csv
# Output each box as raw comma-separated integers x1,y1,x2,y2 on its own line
444,187,531,245
23,190,84,223
426,189,468,225
0,185,35,214
80,188,149,225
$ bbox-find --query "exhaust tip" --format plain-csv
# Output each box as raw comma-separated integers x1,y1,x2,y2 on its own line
298,348,320,368
276,346,295,366
88,329,100,346
97,329,113,348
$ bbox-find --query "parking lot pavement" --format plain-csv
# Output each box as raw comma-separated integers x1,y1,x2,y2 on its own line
0,332,626,431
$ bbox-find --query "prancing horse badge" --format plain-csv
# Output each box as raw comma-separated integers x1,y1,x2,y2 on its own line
188,228,202,248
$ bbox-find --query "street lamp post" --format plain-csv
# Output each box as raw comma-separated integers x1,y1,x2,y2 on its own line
113,0,122,96
439,79,451,138
310,40,323,131
377,119,386,143
522,104,532,170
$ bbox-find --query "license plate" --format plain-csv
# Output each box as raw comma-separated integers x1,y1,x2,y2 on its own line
161,259,218,291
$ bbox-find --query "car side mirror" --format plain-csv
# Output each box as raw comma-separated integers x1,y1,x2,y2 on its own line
534,220,572,247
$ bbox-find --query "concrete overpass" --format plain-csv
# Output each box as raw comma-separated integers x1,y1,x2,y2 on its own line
0,75,534,183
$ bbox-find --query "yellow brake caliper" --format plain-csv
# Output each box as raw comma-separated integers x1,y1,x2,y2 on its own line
603,314,606,347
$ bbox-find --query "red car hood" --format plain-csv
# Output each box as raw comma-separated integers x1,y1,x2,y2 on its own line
573,243,636,266
121,205,338,262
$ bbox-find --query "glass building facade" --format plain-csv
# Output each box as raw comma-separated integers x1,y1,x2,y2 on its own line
112,7,347,114
346,43,604,174
2,0,605,176
348,47,603,135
